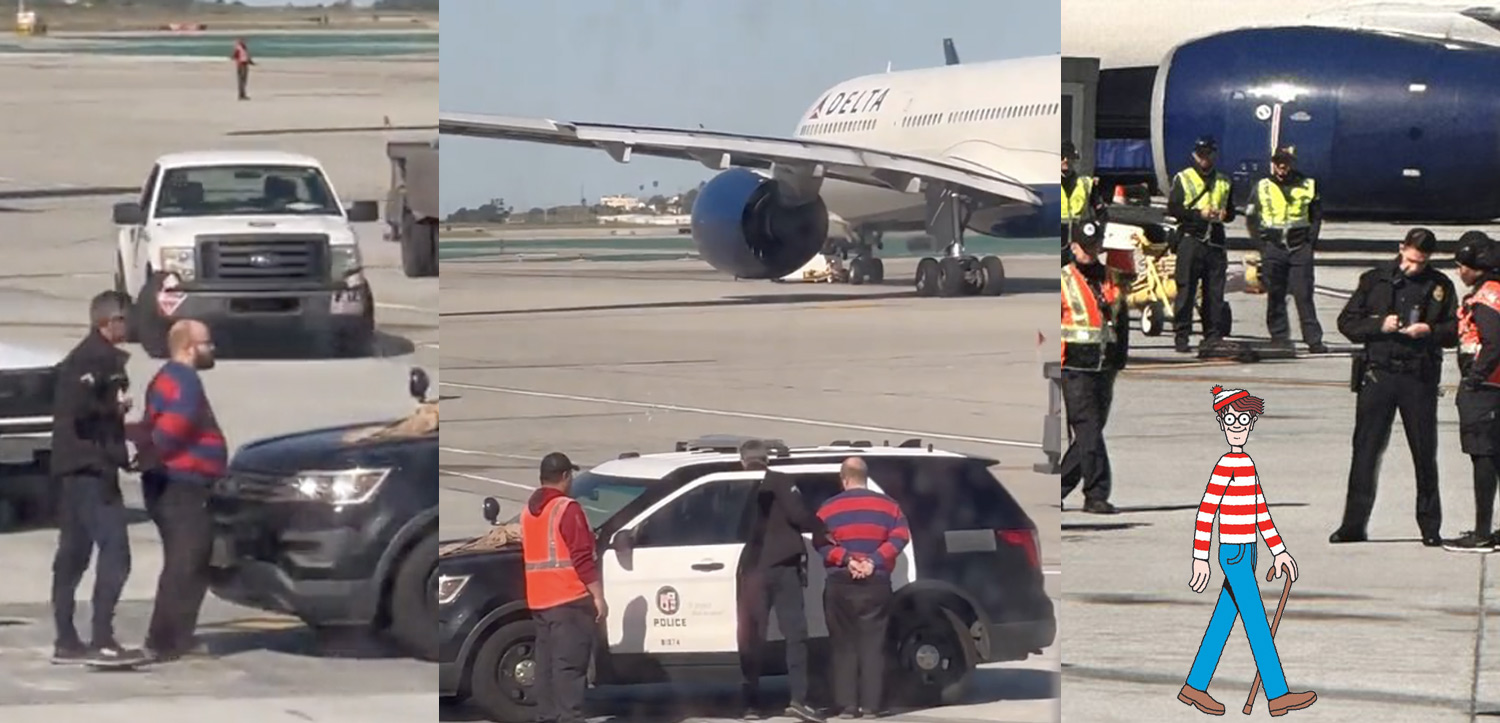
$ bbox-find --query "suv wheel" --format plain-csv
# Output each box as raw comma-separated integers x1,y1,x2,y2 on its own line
132,273,170,358
888,608,978,707
388,531,437,660
470,619,539,721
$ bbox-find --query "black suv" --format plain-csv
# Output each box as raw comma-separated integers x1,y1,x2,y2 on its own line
437,437,1055,722
207,368,439,659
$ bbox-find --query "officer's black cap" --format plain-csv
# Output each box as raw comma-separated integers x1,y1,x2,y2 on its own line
539,452,579,481
1062,140,1078,160
1457,231,1496,270
1270,147,1296,164
1070,220,1103,248
1403,227,1437,254
1194,136,1218,153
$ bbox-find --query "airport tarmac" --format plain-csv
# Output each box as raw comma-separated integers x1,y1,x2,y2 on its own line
1062,250,1500,722
438,250,1061,722
0,52,436,720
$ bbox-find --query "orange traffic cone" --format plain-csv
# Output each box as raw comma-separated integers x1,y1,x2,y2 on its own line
1113,184,1126,205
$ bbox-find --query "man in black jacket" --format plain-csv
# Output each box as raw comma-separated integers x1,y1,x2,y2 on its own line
49,291,146,665
736,440,826,722
1331,229,1458,546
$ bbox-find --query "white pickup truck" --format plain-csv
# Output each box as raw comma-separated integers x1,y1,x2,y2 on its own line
111,151,381,358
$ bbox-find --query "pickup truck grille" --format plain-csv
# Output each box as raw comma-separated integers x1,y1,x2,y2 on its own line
0,366,56,421
196,234,329,281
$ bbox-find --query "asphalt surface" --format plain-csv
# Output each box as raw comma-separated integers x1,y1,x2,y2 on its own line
0,53,436,720
1062,248,1500,722
438,250,1062,722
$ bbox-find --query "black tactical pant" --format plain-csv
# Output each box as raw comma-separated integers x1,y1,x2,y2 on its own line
1174,235,1228,345
737,563,810,706
824,576,892,714
144,477,214,655
52,471,130,647
1061,368,1116,504
1458,386,1500,534
533,597,595,723
236,63,250,99
1061,224,1075,266
1340,368,1441,538
1262,240,1323,346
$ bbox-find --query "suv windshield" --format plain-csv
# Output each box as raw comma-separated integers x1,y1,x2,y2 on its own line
155,164,341,218
504,472,650,530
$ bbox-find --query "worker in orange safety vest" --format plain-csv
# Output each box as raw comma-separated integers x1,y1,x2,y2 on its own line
1061,220,1132,514
520,452,605,723
1448,233,1500,551
231,38,255,101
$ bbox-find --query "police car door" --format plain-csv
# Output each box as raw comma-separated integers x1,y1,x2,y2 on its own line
599,470,761,655
779,463,918,641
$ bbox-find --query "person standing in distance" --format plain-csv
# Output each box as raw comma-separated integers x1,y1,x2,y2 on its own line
1168,136,1236,353
49,291,145,665
1061,139,1105,267
1060,221,1131,514
1331,228,1458,546
231,37,254,100
140,320,226,660
1445,233,1500,551
1245,147,1329,354
735,440,827,722
521,452,604,723
815,457,910,719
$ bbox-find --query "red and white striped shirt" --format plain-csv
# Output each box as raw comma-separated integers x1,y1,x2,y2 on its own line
1193,453,1286,561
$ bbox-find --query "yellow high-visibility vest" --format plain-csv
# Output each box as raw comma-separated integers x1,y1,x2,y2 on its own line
1062,176,1095,223
1254,177,1316,230
1174,168,1231,215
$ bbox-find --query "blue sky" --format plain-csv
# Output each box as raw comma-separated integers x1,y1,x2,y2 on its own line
439,1,1061,212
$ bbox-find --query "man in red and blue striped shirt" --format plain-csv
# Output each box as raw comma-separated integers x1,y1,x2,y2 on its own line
815,457,910,718
139,319,226,661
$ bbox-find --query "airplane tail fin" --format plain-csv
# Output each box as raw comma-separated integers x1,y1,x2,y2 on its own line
943,38,960,65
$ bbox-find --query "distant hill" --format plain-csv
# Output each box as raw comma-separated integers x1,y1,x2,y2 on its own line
27,0,439,9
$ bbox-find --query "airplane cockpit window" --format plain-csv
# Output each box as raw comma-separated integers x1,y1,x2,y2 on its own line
155,164,341,218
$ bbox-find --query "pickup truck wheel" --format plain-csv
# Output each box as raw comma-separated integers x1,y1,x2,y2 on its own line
471,619,539,723
332,294,377,358
388,531,437,661
132,274,169,359
887,606,978,707
114,258,140,343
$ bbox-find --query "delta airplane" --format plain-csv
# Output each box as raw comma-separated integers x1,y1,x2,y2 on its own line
1063,0,1500,223
440,49,1058,298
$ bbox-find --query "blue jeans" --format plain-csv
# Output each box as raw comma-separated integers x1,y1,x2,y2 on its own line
1185,543,1288,699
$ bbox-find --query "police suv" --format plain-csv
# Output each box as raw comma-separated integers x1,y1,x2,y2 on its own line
437,436,1055,722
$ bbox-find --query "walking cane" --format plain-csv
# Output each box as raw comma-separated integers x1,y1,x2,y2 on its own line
1243,566,1294,715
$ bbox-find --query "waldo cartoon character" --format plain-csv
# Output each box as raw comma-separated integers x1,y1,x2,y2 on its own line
1178,386,1317,717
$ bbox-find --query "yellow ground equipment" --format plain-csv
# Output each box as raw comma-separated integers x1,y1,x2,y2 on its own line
1102,221,1233,337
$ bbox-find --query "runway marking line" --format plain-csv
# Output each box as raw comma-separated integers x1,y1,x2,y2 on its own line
441,467,532,492
439,381,1042,450
441,446,543,462
375,302,435,314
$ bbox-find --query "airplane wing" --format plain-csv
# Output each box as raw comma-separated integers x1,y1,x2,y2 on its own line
439,113,1041,208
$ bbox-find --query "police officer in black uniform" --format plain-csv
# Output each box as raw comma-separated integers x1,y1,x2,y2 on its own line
1061,140,1106,266
1061,221,1129,514
1167,136,1236,353
1330,229,1457,546
49,291,146,665
1246,147,1329,353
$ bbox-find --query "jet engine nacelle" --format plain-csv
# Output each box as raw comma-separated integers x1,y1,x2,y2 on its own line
690,167,828,279
1155,27,1500,222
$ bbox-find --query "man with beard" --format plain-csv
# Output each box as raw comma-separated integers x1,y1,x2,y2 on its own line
1167,136,1235,353
139,319,228,661
1061,139,1106,266
1245,147,1329,354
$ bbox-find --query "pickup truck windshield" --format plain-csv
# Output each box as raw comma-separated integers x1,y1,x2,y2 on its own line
154,164,341,218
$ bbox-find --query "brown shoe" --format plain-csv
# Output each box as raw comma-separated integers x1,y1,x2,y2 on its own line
1268,691,1317,716
1177,684,1225,715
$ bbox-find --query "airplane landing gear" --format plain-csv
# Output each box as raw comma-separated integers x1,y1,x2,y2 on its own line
917,187,1004,298
844,228,885,285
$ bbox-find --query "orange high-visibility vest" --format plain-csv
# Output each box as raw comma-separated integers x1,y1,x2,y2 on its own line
520,496,591,611
1060,263,1124,371
1460,279,1500,387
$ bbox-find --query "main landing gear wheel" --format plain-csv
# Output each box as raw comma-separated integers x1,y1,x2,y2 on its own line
914,187,1004,298
849,256,885,285
915,258,941,297
978,255,1004,296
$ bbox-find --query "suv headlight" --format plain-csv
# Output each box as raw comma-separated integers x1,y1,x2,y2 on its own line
437,574,470,605
330,245,363,280
272,467,391,504
158,246,196,281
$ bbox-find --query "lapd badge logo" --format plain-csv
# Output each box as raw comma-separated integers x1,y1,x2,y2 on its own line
1083,221,1097,238
655,586,680,616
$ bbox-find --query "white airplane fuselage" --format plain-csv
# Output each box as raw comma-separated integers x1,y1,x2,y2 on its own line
788,54,1060,237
